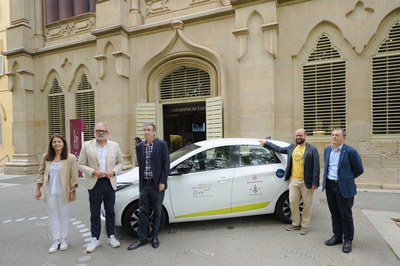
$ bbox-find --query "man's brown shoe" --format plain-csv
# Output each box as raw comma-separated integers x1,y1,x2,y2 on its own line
286,224,301,231
299,227,308,235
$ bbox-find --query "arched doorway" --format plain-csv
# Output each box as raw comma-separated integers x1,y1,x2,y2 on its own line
163,101,206,152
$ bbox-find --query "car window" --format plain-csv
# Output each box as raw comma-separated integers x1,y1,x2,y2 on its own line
170,144,200,162
181,146,233,172
239,145,280,166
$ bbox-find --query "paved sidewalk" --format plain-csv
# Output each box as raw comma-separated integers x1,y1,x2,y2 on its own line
1,171,399,264
362,210,400,260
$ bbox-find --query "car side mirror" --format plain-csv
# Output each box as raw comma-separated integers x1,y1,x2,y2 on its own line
176,163,192,174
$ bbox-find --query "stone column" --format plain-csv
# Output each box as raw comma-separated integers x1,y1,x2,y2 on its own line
231,0,278,137
4,67,38,175
4,0,39,174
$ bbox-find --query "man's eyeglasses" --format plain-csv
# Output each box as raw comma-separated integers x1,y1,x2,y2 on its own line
95,130,108,134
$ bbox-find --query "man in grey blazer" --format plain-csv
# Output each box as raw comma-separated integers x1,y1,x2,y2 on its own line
78,122,124,253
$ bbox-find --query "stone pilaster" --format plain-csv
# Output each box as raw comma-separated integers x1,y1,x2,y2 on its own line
4,0,39,175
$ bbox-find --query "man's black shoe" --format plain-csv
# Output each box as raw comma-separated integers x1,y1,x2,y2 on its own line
342,241,352,253
127,239,147,250
152,237,159,249
325,236,343,246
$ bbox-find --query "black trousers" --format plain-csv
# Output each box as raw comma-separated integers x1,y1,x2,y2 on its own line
325,179,354,242
137,181,165,240
88,178,116,239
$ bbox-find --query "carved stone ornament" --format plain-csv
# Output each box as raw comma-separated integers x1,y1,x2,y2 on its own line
45,16,95,41
145,0,209,16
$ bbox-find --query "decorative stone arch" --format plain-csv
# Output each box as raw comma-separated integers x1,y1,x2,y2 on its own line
136,20,226,140
95,41,116,80
6,61,19,92
147,56,218,104
69,64,97,92
138,20,226,104
294,20,348,59
40,69,65,93
232,2,278,59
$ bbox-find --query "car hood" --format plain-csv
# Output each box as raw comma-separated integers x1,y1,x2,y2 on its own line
116,167,139,184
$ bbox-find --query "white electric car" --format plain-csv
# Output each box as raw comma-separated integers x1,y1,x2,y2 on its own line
114,138,294,235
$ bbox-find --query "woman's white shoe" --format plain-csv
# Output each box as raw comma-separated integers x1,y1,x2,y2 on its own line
48,240,60,253
60,239,68,251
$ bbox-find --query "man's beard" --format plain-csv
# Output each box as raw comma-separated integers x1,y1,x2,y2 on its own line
296,138,305,144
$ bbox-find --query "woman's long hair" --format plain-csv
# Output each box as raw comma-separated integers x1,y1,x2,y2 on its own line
45,134,69,161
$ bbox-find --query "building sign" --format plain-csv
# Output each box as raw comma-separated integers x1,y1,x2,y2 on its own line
164,104,206,113
70,119,84,176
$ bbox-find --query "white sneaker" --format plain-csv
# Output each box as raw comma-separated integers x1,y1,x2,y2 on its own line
60,239,68,251
48,240,60,253
108,235,120,248
86,238,100,253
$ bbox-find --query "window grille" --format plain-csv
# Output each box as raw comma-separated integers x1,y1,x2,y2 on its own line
160,67,211,100
48,78,65,138
372,21,400,134
75,73,95,141
206,97,223,139
303,33,347,136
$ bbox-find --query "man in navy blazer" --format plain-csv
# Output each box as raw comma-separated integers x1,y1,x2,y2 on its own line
128,122,170,250
322,128,364,253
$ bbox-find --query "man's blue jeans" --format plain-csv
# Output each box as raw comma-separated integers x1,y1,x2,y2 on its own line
137,181,165,240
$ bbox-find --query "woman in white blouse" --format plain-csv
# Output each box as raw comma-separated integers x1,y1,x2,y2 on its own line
35,135,78,253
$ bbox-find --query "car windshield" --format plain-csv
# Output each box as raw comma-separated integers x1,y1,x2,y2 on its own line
170,144,200,162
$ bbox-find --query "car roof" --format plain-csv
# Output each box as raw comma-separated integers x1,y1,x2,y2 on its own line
193,138,289,147
116,138,289,183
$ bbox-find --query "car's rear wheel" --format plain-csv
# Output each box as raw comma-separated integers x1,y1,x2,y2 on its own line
275,191,304,223
123,201,166,236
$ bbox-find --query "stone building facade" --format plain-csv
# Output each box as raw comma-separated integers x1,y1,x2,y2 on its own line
0,0,12,168
3,0,400,188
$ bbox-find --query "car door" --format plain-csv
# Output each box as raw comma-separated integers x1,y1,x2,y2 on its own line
231,144,285,214
168,145,234,220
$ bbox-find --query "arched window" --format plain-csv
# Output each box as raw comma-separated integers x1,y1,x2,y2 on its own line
160,66,211,100
75,73,95,141
371,21,400,135
302,33,347,135
48,78,66,138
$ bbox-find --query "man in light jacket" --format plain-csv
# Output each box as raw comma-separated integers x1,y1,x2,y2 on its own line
78,122,124,253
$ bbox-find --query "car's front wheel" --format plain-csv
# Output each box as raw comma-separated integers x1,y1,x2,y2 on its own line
274,191,304,223
123,201,166,236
